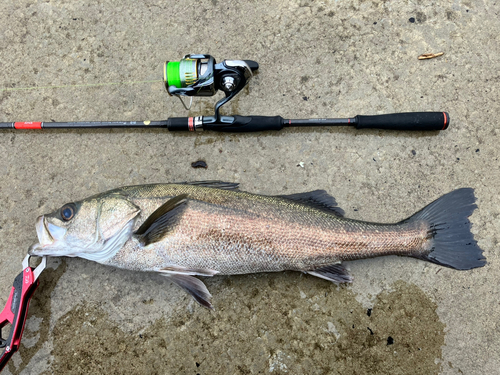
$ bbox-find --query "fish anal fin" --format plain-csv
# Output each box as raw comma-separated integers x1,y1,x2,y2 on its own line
163,273,214,310
134,194,188,245
279,190,344,217
307,263,352,283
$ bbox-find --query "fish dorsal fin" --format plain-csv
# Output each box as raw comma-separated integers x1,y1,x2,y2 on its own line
278,190,344,217
135,194,188,245
307,263,352,283
163,273,214,310
179,181,239,190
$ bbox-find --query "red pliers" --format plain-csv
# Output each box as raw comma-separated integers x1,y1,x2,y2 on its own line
0,255,46,372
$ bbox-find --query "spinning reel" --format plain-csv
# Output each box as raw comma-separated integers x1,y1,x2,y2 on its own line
164,54,259,123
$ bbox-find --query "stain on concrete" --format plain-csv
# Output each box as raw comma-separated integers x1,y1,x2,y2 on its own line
415,11,427,23
194,136,217,147
300,76,310,84
48,276,444,374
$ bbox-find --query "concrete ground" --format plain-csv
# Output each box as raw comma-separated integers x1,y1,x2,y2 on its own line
0,0,498,374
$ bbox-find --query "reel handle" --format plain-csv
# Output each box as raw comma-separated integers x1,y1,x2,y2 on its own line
355,112,449,131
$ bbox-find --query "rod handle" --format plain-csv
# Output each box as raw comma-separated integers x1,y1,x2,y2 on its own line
355,112,449,131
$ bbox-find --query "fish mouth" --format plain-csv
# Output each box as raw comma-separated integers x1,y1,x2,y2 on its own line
28,215,63,256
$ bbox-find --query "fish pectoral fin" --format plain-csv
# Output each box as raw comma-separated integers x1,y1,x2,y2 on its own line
160,265,219,277
307,263,352,283
163,273,214,310
179,181,239,190
278,190,344,217
134,194,188,245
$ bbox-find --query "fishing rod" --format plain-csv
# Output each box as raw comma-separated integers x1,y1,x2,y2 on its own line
0,54,449,132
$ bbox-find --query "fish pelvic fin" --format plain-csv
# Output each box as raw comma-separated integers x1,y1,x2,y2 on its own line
163,273,214,310
278,190,344,217
135,194,188,246
307,263,353,283
404,188,486,270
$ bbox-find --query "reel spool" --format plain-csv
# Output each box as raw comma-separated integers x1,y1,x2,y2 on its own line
164,54,259,120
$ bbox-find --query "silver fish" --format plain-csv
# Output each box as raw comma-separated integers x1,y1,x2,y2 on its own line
29,182,486,308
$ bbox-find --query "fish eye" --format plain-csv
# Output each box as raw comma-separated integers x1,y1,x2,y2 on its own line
60,204,75,221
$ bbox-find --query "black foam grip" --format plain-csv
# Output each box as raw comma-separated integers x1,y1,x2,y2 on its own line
355,112,449,131
205,116,284,132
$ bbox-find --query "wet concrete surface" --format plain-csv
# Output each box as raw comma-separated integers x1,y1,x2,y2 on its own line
0,0,499,374
47,278,444,375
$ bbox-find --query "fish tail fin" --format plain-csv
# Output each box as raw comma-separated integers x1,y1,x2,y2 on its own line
404,188,486,270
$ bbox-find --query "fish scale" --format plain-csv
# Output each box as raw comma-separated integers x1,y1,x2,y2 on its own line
106,185,429,274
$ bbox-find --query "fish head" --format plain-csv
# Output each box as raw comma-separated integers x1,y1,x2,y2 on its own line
29,193,140,263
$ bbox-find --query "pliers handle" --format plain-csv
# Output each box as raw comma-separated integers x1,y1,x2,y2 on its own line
0,255,46,372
